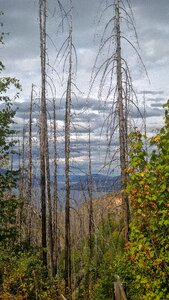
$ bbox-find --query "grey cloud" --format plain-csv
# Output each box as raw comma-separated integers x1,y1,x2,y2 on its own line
71,101,87,111
138,90,164,95
1,0,98,61
146,97,164,102
11,97,99,124
65,97,111,112
151,102,163,108
133,0,169,27
12,123,38,133
2,0,169,103
131,106,164,119
2,1,39,58
70,125,89,134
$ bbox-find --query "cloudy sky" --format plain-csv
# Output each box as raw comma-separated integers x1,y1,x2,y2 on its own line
1,0,169,176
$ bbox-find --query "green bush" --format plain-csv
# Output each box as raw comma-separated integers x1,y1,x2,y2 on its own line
0,247,58,299
126,101,169,299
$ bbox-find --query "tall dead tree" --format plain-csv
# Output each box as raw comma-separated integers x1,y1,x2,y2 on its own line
28,84,33,203
39,0,47,268
39,0,54,275
58,0,78,296
91,0,146,242
53,97,58,276
27,84,34,244
21,127,26,200
39,0,54,276
87,122,94,298
50,0,77,292
45,113,54,276
115,0,129,242
18,139,22,243
64,23,72,298
18,139,22,199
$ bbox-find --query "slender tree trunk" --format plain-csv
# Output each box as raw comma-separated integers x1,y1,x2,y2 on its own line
87,125,94,298
18,139,22,243
20,128,26,241
18,139,21,198
65,24,72,298
53,98,58,276
10,136,13,173
115,0,130,242
65,71,72,298
39,0,54,275
45,126,54,276
21,127,26,199
28,84,33,203
27,84,33,244
39,0,47,268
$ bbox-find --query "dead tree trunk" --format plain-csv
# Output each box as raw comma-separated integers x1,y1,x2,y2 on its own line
65,55,72,299
65,23,72,299
87,125,94,298
10,136,14,173
28,84,33,204
39,0,54,275
21,127,26,200
27,84,33,244
39,0,47,269
18,139,22,243
53,98,58,276
18,139,22,198
91,0,146,245
45,119,54,276
115,0,130,242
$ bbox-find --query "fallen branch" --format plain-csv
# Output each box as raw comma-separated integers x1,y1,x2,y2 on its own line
61,294,67,300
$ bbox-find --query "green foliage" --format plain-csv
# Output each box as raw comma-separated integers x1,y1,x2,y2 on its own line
0,74,20,178
126,101,169,299
89,226,134,300
76,213,127,300
0,247,58,299
0,193,19,243
0,16,21,171
0,22,21,244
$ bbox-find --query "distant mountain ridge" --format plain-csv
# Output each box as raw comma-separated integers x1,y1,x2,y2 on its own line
60,174,121,192
0,168,121,193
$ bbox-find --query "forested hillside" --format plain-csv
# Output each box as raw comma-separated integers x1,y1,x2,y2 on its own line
0,1,169,299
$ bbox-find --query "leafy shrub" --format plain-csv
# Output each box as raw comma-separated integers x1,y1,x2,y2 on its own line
0,247,58,299
126,101,169,299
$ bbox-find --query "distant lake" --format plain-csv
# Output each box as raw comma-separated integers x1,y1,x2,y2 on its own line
57,189,108,208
